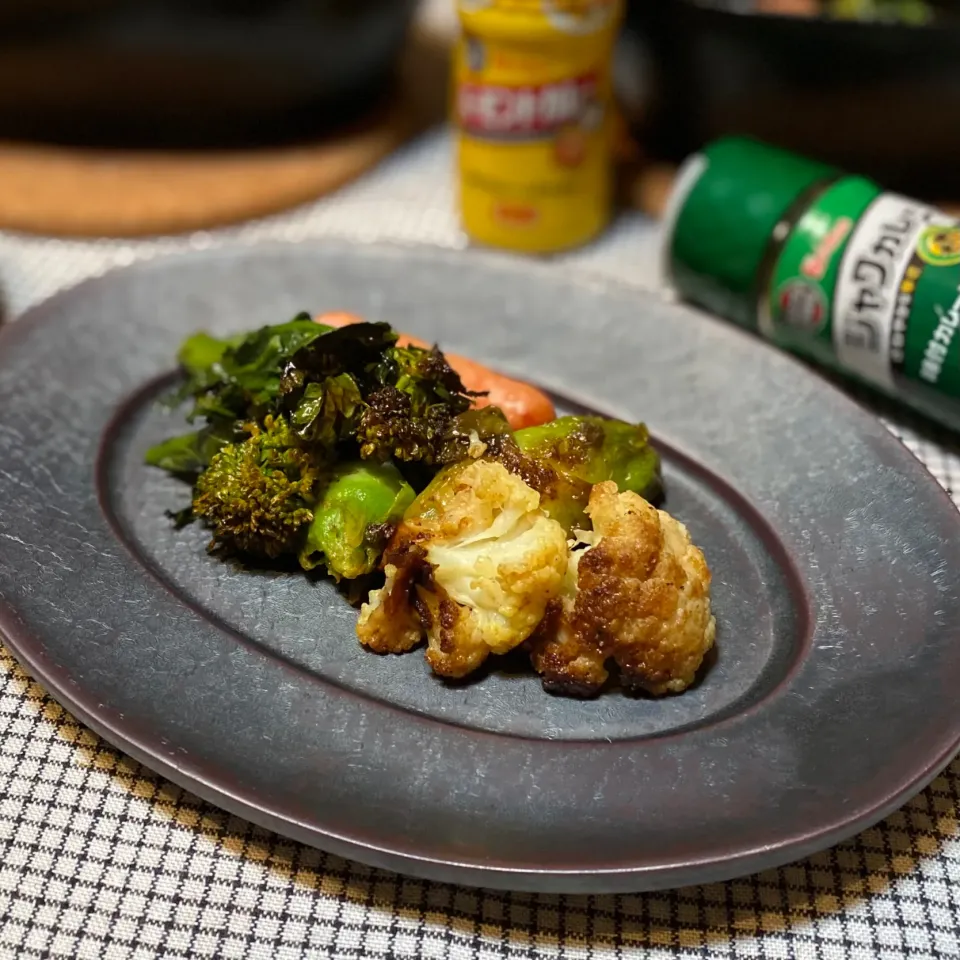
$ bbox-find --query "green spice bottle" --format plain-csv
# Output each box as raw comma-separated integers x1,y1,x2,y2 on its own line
661,136,960,431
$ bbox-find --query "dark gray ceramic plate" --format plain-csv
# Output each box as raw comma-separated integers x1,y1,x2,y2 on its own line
0,240,959,894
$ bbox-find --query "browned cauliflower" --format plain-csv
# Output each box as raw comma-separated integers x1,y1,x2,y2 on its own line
527,481,716,697
355,557,426,655
357,459,569,678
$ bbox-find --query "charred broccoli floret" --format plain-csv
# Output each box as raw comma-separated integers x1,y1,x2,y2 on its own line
376,344,475,415
192,415,321,560
356,386,453,464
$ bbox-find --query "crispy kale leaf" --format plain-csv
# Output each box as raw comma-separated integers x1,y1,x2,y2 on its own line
145,314,328,479
172,313,327,425
289,373,364,448
279,322,480,464
143,421,243,478
148,318,482,476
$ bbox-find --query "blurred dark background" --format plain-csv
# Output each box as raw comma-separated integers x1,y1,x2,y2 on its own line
2,0,960,200
0,0,420,148
623,0,960,200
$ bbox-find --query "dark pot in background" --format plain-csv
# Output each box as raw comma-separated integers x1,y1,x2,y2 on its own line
622,1,960,202
0,0,419,149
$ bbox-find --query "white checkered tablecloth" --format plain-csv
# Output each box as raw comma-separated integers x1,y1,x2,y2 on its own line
0,128,958,960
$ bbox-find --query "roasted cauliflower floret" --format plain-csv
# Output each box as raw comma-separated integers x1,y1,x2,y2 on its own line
356,459,569,678
528,481,716,697
356,557,426,654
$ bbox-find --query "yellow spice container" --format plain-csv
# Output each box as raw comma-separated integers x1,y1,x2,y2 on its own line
453,0,624,254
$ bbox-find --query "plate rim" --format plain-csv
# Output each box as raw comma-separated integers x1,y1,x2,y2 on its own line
1,237,959,893
2,607,958,893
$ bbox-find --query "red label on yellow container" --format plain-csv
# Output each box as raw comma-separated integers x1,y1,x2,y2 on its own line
454,0,623,254
458,73,599,138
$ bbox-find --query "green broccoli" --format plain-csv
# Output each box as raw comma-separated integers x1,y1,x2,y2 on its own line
192,415,322,560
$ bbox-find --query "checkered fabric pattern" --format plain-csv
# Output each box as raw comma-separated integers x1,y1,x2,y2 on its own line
0,130,958,960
